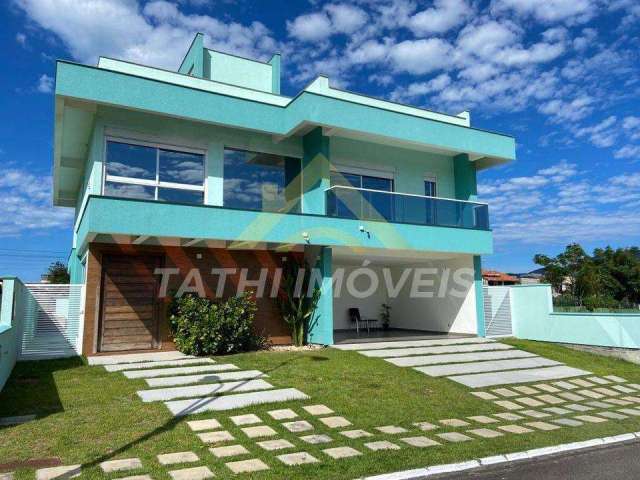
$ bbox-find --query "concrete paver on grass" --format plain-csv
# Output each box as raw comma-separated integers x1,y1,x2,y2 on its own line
241,425,277,438
525,422,561,431
225,459,270,474
515,397,545,407
513,386,539,395
209,445,250,458
536,394,565,404
300,434,333,444
553,418,583,427
165,388,310,415
186,419,221,431
138,380,274,402
100,458,142,473
256,439,295,451
604,375,627,383
35,465,81,480
493,388,518,397
157,452,199,465
467,415,498,424
498,425,533,434
543,407,572,415
196,431,235,443
146,370,266,388
333,337,493,351
597,411,628,420
124,364,239,379
494,412,524,421
470,392,498,400
282,420,314,432
400,436,440,448
569,379,596,388
575,415,608,423
319,416,352,428
340,429,373,439
268,409,298,420
388,350,534,367
578,389,605,399
303,404,334,416
322,447,362,459
558,392,586,402
230,414,262,426
87,351,191,366
521,410,551,418
413,421,438,431
439,419,470,427
553,381,579,390
168,466,215,480
436,432,472,442
277,452,319,466
365,441,401,451
105,358,215,372
376,425,409,434
494,400,523,410
593,388,620,396
565,404,593,412
364,343,513,359
449,366,591,388
534,383,561,393
468,428,503,438
415,357,559,377
586,401,615,409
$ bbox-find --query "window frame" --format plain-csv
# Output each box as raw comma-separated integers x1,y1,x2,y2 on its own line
102,136,208,203
222,146,303,213
424,174,437,198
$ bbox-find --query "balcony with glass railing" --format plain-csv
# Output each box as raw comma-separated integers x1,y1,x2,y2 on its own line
325,186,490,230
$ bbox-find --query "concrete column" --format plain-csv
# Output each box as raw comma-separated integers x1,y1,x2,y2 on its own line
205,141,224,206
307,247,334,345
453,153,478,201
302,127,330,215
268,53,281,95
473,255,486,337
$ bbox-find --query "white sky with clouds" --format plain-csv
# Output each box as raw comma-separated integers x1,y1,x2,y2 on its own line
2,0,640,277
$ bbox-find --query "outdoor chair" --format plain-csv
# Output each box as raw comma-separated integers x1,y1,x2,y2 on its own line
348,308,378,334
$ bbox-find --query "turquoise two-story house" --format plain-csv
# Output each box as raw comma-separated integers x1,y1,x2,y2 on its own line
53,34,515,355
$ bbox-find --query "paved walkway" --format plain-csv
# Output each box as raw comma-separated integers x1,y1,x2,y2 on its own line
92,351,309,416
333,337,590,387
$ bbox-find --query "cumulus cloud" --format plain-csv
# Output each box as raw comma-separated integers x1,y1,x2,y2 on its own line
287,3,368,42
16,0,278,68
36,74,54,93
407,0,473,35
491,0,599,24
389,38,453,75
0,167,73,237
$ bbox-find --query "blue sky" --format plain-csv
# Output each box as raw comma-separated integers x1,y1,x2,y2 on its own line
1,0,639,281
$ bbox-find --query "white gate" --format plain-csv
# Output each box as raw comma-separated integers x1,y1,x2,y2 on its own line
17,284,85,360
483,286,513,337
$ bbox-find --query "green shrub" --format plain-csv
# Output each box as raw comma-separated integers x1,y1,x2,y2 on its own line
168,292,266,355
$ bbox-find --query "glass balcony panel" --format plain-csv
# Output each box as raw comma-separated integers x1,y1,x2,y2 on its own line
325,186,489,230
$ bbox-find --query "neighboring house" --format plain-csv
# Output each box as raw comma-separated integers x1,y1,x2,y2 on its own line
482,270,520,286
53,34,515,355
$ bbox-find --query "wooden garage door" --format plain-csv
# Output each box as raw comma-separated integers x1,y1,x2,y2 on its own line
99,255,162,352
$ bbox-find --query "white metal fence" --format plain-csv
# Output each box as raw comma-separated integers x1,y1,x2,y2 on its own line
483,286,513,337
17,284,85,360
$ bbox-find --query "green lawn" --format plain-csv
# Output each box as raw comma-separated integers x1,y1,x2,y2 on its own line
2,340,640,480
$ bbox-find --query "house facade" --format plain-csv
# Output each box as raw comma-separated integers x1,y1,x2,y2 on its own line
53,34,515,355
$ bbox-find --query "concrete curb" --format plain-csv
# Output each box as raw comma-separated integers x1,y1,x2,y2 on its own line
360,431,640,480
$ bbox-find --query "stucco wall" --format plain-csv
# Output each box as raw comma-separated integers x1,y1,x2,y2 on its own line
512,284,640,349
388,256,478,334
332,264,389,330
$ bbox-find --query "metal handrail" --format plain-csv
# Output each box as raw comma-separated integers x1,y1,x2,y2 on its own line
324,185,488,206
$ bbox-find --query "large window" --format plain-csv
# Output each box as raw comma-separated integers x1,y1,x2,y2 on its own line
223,148,302,213
104,140,205,204
330,170,394,220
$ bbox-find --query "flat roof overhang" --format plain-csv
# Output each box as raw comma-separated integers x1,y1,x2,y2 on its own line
54,60,516,206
